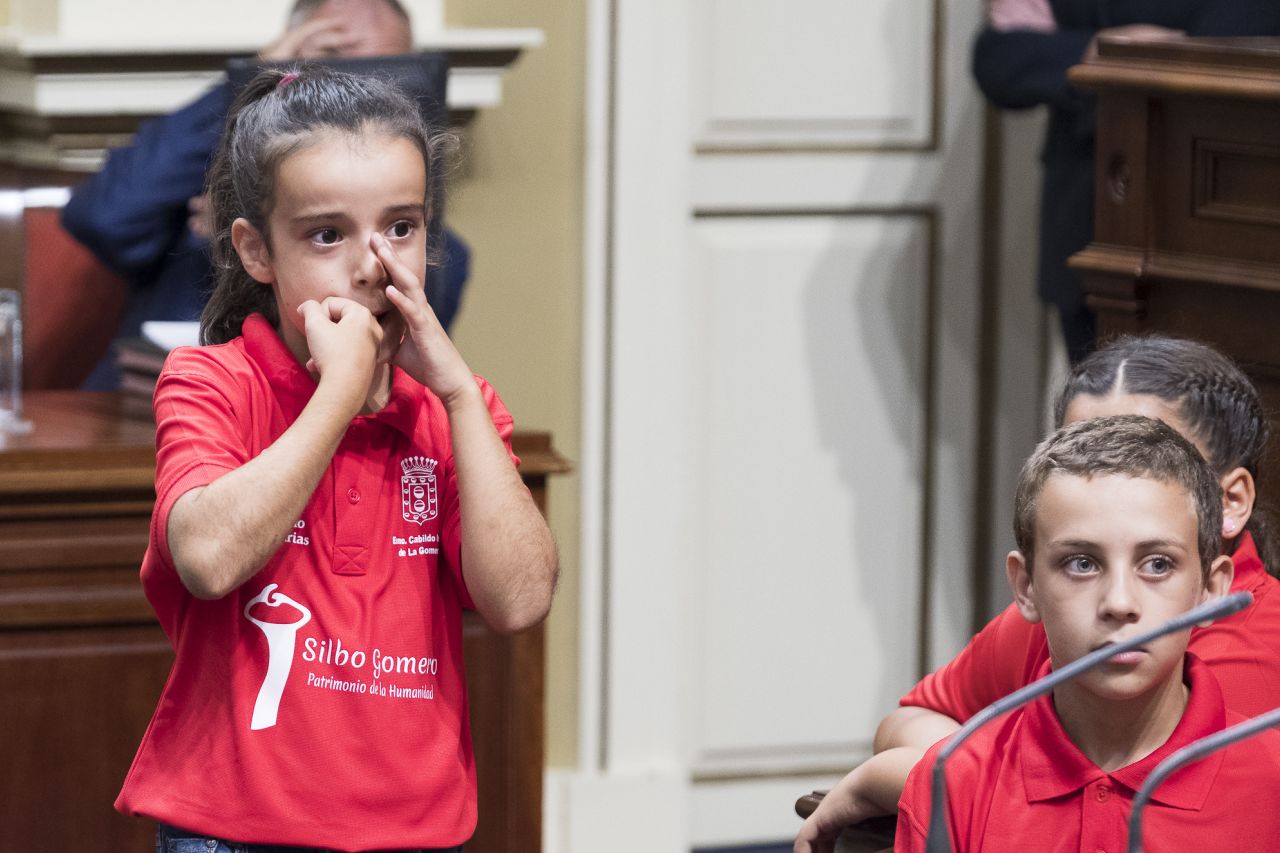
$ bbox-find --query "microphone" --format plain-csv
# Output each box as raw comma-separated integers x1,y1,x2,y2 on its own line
1126,705,1280,853
924,591,1253,853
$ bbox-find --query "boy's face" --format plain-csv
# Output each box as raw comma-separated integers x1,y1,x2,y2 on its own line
1007,472,1232,703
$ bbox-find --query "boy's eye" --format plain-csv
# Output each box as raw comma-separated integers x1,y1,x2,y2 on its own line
311,228,340,245
1142,556,1174,576
388,220,414,239
1065,556,1096,575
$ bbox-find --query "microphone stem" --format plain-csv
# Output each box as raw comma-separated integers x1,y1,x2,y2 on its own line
1126,706,1280,853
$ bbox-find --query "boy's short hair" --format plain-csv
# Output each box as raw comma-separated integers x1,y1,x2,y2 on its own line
1013,415,1222,577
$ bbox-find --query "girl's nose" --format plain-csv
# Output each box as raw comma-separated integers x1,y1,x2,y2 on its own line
354,236,388,288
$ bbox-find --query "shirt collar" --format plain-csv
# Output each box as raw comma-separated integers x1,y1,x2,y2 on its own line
1019,654,1225,810
241,313,421,439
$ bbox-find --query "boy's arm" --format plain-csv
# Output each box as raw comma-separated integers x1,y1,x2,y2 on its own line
797,604,1041,848
167,300,378,599
874,705,961,753
792,714,958,852
793,747,926,853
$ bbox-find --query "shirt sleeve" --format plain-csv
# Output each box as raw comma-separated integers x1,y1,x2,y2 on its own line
894,742,940,853
971,26,1095,111
438,375,519,608
149,347,251,573
899,603,1046,721
1186,1,1280,37
60,83,230,286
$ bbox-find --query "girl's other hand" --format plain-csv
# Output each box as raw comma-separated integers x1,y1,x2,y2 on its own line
372,233,476,406
298,296,381,410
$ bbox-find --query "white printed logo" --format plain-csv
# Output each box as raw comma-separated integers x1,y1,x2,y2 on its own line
244,584,312,731
400,456,439,525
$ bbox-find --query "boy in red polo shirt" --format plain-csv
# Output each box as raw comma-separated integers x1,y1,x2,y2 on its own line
895,415,1280,852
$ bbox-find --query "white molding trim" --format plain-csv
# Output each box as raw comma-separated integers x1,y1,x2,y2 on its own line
577,0,613,778
545,769,689,853
0,27,542,170
0,70,224,117
0,26,542,56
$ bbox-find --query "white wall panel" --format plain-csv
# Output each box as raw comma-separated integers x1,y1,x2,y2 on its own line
568,0,989,846
688,216,930,773
693,0,935,149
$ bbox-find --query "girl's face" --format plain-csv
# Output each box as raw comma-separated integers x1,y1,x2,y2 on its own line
1062,391,1203,459
1062,389,1255,543
233,128,427,365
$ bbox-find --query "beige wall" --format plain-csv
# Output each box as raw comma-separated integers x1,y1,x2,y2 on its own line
445,0,585,767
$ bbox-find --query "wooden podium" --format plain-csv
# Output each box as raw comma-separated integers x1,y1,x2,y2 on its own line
0,391,568,852
1069,35,1280,486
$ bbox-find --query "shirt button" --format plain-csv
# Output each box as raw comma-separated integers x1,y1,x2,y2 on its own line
1096,785,1110,801
347,488,360,504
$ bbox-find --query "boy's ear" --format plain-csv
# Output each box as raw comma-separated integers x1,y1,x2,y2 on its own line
1198,554,1235,626
231,218,275,284
1006,550,1041,624
1220,466,1255,540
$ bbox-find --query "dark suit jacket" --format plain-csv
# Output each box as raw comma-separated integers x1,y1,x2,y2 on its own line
972,0,1280,311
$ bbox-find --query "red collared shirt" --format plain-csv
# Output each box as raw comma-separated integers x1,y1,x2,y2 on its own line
901,532,1280,718
896,655,1280,852
116,315,517,851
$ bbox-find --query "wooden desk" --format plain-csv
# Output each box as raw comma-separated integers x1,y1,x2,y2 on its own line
1069,36,1280,488
0,391,568,853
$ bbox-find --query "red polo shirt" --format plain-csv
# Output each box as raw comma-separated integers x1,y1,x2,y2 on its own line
901,532,1280,718
896,656,1280,853
116,315,518,851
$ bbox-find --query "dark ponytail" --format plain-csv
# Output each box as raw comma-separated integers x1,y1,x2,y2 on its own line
1053,334,1276,573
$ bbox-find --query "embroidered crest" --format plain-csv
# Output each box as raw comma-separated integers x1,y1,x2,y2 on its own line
400,455,439,525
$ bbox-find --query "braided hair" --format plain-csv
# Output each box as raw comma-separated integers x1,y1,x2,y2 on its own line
1053,335,1275,571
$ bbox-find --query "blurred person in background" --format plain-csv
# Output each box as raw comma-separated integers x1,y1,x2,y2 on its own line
971,0,1280,363
62,0,470,389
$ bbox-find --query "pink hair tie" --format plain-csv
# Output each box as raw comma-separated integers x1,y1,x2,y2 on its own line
279,71,300,88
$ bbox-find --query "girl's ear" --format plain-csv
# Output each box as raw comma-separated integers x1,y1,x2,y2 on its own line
1198,554,1236,626
231,218,275,284
1220,466,1256,541
1006,550,1041,624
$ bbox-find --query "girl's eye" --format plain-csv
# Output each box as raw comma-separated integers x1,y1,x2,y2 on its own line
1065,556,1096,575
311,228,340,246
388,220,414,239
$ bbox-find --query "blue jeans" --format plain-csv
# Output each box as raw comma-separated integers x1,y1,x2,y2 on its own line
156,823,464,853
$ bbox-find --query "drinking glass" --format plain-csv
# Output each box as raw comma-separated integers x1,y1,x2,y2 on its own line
0,289,32,434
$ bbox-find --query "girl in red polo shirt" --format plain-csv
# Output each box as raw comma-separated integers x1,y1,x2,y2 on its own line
796,336,1280,853
116,67,558,853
